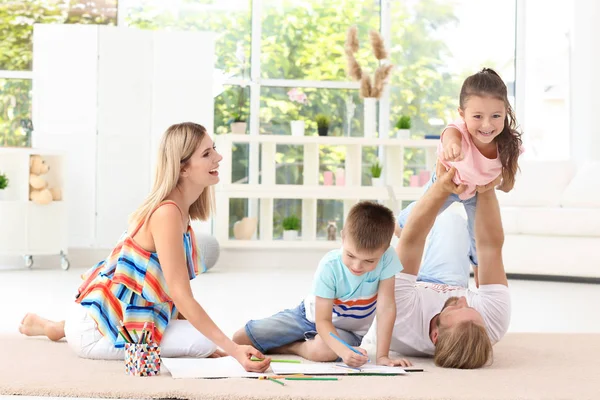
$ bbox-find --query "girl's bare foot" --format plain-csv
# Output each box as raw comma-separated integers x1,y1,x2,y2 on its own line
19,313,65,341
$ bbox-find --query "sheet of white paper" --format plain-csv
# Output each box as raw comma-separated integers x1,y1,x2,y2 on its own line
270,362,406,375
162,356,268,379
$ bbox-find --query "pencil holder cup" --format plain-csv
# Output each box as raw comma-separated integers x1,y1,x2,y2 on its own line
124,343,161,376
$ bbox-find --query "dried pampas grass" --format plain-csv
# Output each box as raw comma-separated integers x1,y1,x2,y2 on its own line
345,25,359,55
344,25,393,99
369,30,388,60
346,53,362,81
371,64,394,98
361,74,373,98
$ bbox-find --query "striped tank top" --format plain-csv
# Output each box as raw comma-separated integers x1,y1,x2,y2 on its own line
75,201,200,348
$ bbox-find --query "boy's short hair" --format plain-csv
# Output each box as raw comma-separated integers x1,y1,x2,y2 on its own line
344,201,395,251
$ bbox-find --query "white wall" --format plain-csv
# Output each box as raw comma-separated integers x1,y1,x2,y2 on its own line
570,0,600,164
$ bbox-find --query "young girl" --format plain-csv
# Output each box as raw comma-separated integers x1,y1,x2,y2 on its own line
397,68,523,286
18,122,271,373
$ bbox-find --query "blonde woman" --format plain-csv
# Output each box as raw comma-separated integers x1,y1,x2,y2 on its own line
390,163,510,369
19,122,271,373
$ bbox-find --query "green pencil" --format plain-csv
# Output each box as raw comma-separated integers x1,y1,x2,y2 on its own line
251,357,301,364
285,377,338,381
268,377,285,386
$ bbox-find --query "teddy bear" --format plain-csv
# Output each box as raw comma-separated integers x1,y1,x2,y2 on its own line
29,155,61,205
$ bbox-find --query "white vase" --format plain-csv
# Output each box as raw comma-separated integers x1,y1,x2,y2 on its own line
230,122,247,134
0,190,5,201
233,217,257,240
396,129,410,139
283,230,299,240
363,98,377,138
290,120,305,136
371,177,383,187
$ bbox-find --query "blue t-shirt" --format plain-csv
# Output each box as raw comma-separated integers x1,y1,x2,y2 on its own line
303,246,402,336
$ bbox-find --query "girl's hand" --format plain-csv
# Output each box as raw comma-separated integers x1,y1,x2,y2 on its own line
376,355,413,367
476,175,503,194
443,141,464,162
231,344,271,373
341,347,369,368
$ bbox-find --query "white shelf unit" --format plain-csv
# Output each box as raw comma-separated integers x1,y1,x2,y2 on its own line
31,24,215,250
0,148,69,269
214,134,438,249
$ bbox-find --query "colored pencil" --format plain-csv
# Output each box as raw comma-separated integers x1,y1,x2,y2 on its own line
251,357,301,363
329,332,370,361
118,329,131,343
268,377,285,386
335,363,361,371
119,320,134,343
285,377,338,381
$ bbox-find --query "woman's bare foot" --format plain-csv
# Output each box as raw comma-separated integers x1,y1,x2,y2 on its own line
208,349,228,358
19,313,65,341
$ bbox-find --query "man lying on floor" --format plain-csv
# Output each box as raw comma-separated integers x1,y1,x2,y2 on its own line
390,164,510,369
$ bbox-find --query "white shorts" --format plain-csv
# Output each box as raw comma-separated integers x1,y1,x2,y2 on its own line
63,303,217,360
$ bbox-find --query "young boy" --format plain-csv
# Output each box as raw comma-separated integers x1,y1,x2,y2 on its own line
233,201,411,368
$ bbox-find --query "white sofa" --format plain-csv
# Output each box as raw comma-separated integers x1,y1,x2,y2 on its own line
497,160,600,279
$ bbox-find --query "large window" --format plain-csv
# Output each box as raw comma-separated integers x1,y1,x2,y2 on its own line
0,0,117,146
1,0,525,239
521,0,571,160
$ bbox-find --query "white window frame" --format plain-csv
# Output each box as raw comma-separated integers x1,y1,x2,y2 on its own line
2,0,523,157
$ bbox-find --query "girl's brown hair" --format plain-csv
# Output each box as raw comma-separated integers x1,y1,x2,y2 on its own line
460,68,522,188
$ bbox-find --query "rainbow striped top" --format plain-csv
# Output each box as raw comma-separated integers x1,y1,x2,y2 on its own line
75,201,200,348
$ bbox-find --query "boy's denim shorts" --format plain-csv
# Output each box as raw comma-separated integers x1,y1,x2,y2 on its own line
245,301,363,354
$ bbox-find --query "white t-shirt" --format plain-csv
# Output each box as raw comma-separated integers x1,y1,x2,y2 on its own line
390,273,511,357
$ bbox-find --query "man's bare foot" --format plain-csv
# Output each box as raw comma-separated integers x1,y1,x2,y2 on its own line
19,313,65,341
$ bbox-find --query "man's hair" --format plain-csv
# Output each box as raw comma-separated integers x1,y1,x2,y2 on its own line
434,320,493,369
344,201,395,251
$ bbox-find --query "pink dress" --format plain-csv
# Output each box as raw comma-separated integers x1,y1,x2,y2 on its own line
437,119,502,200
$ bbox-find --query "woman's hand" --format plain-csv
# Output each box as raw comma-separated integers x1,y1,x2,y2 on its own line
476,174,503,194
435,164,467,196
231,344,271,373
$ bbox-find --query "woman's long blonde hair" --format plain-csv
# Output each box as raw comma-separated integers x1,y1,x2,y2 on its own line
129,122,215,228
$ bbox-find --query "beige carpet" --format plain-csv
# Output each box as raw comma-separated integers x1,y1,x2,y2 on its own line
2,333,599,400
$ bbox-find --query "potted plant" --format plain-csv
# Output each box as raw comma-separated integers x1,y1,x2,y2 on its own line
287,89,308,136
0,171,8,201
282,215,300,240
395,115,411,139
370,159,383,186
230,113,247,134
315,114,331,136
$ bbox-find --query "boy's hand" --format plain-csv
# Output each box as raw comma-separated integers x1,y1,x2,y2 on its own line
443,141,463,161
377,355,412,367
341,347,369,368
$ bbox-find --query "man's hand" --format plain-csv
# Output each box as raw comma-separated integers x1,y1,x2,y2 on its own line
341,347,369,368
443,141,464,161
476,174,502,194
376,355,413,367
435,163,467,196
